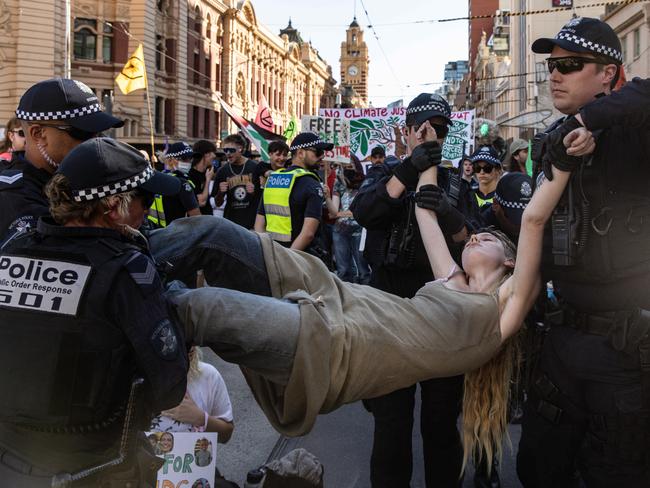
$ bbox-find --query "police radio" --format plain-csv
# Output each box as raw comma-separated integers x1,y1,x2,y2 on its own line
551,179,579,266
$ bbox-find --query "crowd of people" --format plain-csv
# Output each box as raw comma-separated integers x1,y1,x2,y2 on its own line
0,15,648,488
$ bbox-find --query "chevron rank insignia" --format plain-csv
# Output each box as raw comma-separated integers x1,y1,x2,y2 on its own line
124,252,161,295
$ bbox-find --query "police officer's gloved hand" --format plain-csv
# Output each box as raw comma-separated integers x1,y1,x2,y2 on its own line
415,184,466,235
392,157,419,188
410,141,443,172
542,116,583,181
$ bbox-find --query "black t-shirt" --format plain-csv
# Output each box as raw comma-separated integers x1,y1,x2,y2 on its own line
211,160,258,229
258,165,323,244
162,171,199,223
187,167,213,216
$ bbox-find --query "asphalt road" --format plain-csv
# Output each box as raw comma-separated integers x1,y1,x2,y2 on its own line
205,349,523,487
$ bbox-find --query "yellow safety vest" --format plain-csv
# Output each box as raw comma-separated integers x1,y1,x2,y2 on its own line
263,168,318,243
475,192,494,208
147,174,195,228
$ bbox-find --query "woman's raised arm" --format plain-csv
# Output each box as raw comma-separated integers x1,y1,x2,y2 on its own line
499,167,571,339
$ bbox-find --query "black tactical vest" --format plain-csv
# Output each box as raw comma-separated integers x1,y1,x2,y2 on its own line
0,222,142,430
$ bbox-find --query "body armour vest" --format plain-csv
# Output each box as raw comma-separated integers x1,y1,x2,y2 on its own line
0,223,142,430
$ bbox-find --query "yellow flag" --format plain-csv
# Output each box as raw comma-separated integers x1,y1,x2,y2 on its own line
115,44,147,95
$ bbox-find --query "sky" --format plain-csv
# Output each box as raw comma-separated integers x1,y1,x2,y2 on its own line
252,0,469,107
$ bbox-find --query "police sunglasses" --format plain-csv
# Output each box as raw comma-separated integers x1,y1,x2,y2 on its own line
473,163,496,174
306,147,325,157
36,123,97,141
412,122,449,139
546,56,609,75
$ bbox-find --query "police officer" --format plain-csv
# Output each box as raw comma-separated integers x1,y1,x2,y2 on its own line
516,17,650,487
0,78,124,245
351,94,470,488
0,138,188,487
255,132,333,253
147,142,201,228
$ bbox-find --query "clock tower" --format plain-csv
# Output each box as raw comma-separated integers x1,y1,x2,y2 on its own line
340,17,369,106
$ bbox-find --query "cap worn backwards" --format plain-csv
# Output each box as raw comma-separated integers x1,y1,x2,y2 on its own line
406,93,452,127
532,17,622,64
16,78,124,133
470,146,502,166
57,138,180,202
289,132,334,152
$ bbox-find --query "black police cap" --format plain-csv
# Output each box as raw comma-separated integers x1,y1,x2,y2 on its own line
164,142,195,160
289,132,334,152
532,17,622,64
405,93,452,127
58,138,180,202
16,78,124,133
470,146,502,166
495,172,533,227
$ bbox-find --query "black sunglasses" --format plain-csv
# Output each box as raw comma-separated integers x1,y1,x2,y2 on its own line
546,56,608,75
473,163,496,174
222,147,239,154
10,129,25,137
412,122,449,139
306,147,324,157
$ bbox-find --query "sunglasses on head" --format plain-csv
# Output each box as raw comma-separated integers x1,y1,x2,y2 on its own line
11,129,25,137
546,56,609,75
473,163,496,174
222,147,239,154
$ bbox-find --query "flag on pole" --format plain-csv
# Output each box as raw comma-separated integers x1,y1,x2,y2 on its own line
283,115,299,142
219,96,269,160
115,44,147,95
254,95,274,133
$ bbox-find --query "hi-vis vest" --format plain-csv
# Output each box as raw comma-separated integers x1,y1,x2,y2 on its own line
475,192,493,208
147,174,195,228
263,168,319,243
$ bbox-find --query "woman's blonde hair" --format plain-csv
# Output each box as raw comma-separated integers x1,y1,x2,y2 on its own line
188,346,203,381
45,173,133,225
461,227,520,475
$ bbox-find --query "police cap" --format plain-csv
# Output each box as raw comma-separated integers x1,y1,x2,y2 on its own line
532,17,622,64
289,132,334,152
16,78,124,132
405,93,452,127
495,172,533,226
470,146,502,166
164,142,195,161
58,138,180,202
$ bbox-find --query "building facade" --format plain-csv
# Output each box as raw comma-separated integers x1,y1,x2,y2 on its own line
603,2,650,80
339,17,369,107
0,0,337,149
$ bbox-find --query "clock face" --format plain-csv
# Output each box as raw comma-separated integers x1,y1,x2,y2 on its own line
347,65,359,76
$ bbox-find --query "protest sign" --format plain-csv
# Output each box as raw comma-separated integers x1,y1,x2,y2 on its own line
301,115,350,163
441,109,475,166
146,432,218,488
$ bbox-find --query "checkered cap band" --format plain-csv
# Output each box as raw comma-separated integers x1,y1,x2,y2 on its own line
495,193,528,210
406,101,450,118
471,153,501,166
556,32,623,62
15,103,102,122
72,166,154,202
165,147,194,159
290,138,328,151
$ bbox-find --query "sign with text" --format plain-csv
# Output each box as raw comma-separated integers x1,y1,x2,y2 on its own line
301,115,350,163
147,432,218,488
442,109,475,166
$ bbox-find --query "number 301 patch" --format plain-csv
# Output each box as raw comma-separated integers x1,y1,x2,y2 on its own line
0,255,91,316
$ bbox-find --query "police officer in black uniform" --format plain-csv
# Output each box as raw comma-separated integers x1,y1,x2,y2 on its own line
351,94,472,488
0,138,188,487
516,17,650,487
0,78,124,246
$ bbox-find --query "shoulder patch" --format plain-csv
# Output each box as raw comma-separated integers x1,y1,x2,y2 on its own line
124,251,161,295
150,318,179,360
1,215,37,250
183,182,193,192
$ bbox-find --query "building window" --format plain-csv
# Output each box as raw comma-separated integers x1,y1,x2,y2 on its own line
621,35,627,63
193,106,200,138
102,23,113,63
194,6,202,34
193,51,200,85
633,28,640,58
155,96,164,134
156,35,165,71
74,18,97,60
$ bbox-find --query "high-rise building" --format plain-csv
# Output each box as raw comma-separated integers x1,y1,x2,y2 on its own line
339,17,369,107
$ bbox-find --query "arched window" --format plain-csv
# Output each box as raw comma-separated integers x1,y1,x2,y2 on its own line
206,14,212,41
74,18,97,60
194,6,202,34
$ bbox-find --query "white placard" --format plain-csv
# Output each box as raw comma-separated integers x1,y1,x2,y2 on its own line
146,432,218,488
0,256,91,316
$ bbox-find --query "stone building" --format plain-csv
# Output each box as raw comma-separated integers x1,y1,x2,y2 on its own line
339,17,369,107
603,2,650,80
0,0,337,149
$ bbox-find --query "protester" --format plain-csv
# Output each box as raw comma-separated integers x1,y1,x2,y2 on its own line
253,139,289,189
0,78,123,245
190,140,218,216
0,117,26,170
324,158,370,284
369,146,386,166
508,139,529,173
516,18,650,487
147,141,201,228
211,134,259,229
0,138,187,487
460,154,475,185
255,132,332,257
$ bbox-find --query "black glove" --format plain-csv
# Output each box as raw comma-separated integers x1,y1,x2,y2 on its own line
541,116,583,181
410,141,443,172
415,184,465,235
392,157,419,188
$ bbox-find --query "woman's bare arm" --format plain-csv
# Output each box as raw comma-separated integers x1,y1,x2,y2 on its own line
415,166,460,281
499,167,571,339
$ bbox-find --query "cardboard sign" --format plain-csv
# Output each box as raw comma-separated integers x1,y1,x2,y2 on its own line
301,116,350,163
442,110,475,166
146,432,218,488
